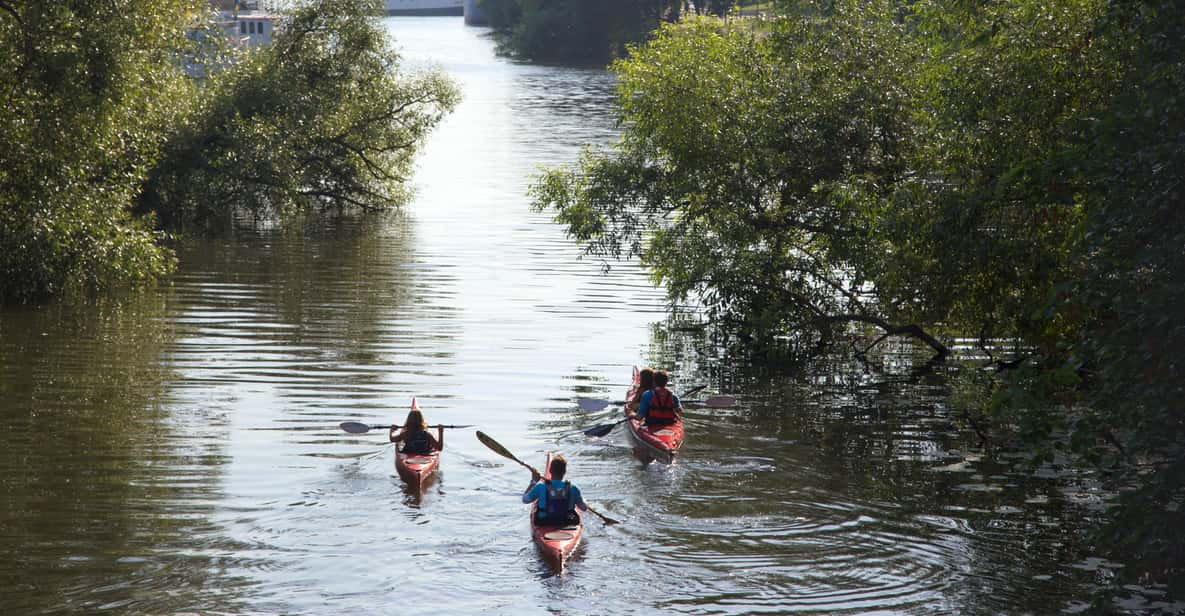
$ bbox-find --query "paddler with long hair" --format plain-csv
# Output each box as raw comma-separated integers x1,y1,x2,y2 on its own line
389,399,442,455
627,369,682,427
625,367,656,414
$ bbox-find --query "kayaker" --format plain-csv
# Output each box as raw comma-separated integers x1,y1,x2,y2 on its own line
628,369,681,427
523,454,588,525
625,367,655,414
389,406,442,455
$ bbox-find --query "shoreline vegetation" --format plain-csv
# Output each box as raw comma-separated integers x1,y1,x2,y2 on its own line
0,0,458,303
477,0,739,65
521,0,1183,600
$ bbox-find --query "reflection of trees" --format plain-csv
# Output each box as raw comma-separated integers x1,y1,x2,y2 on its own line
599,323,1096,612
0,294,250,614
0,212,446,613
172,211,459,398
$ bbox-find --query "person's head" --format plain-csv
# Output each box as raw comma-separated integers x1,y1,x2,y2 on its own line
403,409,426,432
654,370,669,388
549,454,568,480
639,368,655,390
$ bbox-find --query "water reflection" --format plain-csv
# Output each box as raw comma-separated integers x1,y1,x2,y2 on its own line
0,294,251,615
169,212,456,415
526,335,1108,614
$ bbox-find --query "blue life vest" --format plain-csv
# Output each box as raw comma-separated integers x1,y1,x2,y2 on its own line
540,480,574,524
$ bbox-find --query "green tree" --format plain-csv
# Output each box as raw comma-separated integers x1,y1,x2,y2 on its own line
0,0,196,302
875,0,1119,363
535,0,1185,590
139,0,459,233
1,0,457,301
479,0,737,65
532,9,945,355
989,0,1185,587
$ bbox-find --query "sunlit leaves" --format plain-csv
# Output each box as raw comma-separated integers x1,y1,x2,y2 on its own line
533,6,926,349
2,0,457,300
0,0,200,301
139,0,458,233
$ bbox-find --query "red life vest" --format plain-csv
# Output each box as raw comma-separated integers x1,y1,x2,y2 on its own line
645,387,679,425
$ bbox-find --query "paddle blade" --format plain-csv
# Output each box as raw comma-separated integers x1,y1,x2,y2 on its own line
476,430,515,461
703,395,737,408
476,431,539,475
577,398,611,411
340,421,373,434
587,506,620,526
681,384,708,399
583,421,620,438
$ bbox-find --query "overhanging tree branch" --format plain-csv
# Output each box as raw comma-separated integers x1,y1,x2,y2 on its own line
816,313,949,359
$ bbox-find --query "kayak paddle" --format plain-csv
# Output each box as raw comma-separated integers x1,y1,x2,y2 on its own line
475,430,620,526
584,504,620,526
692,394,737,408
475,430,540,475
582,384,709,437
340,421,473,434
578,397,621,411
582,419,628,438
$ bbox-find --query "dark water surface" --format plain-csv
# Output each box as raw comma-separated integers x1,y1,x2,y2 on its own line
0,16,1162,616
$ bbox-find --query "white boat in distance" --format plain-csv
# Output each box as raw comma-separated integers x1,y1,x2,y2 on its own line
385,0,463,15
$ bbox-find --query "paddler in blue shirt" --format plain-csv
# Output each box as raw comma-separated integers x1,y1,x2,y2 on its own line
628,369,682,427
523,454,588,525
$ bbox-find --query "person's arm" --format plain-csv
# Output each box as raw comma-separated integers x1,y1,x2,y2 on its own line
436,426,444,451
522,473,543,504
626,389,644,413
572,485,588,512
389,427,404,443
632,390,653,420
673,393,683,416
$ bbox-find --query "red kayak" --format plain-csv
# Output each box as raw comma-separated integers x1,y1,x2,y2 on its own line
394,397,440,491
530,452,582,571
624,366,685,464
395,450,440,491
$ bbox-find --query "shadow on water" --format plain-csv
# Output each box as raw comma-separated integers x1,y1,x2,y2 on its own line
525,325,1139,615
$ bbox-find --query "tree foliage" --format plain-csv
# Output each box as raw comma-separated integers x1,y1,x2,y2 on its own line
533,8,942,354
0,0,457,300
0,0,197,302
139,0,459,232
533,0,1185,587
478,0,737,65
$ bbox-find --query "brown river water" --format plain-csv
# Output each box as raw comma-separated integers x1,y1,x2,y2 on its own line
1,16,1171,616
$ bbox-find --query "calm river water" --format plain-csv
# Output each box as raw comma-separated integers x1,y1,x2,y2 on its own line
0,16,1149,616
